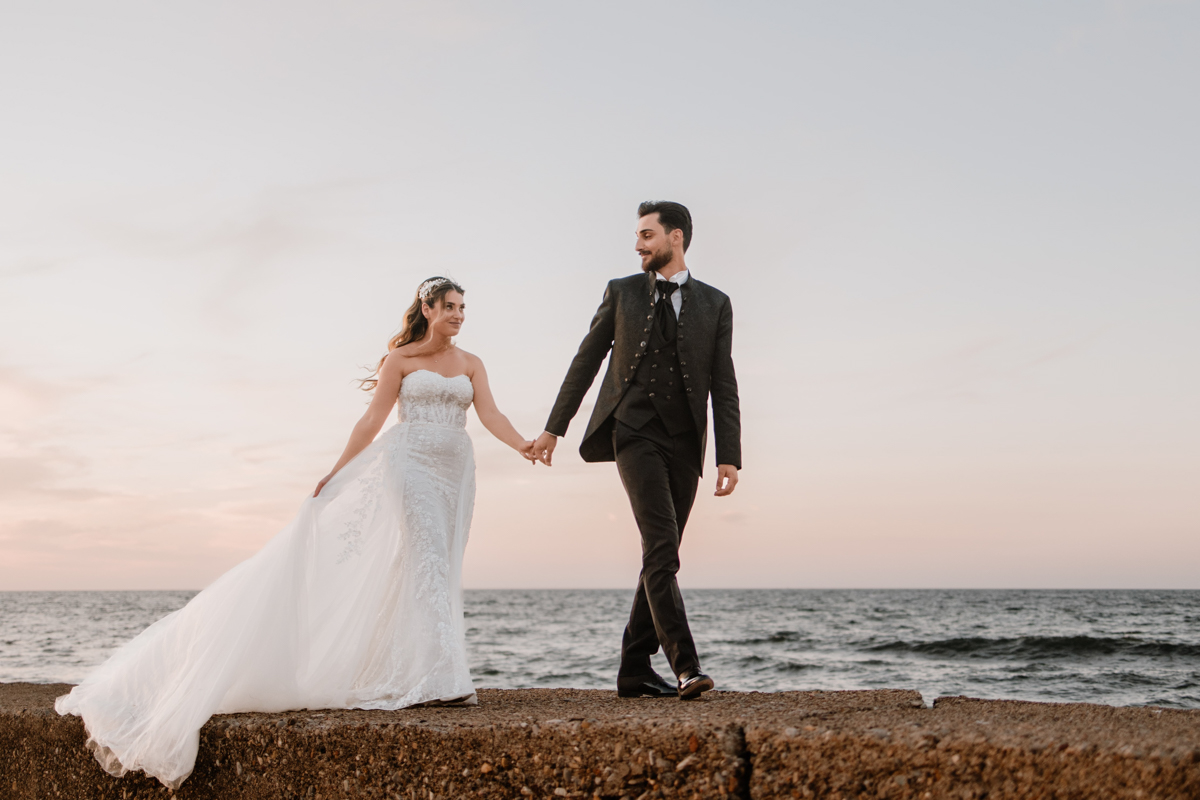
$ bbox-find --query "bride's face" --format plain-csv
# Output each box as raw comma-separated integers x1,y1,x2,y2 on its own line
423,290,465,337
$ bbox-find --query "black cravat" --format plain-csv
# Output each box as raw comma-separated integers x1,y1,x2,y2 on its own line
654,280,679,343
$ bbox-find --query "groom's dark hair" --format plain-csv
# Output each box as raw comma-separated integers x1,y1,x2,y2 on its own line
638,200,693,252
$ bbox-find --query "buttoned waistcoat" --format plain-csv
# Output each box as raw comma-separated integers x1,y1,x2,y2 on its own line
545,271,741,474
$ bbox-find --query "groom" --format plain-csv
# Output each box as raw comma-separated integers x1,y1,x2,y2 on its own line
531,201,741,700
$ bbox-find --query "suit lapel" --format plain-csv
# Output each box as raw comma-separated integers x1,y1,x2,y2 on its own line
678,274,693,311
679,274,706,323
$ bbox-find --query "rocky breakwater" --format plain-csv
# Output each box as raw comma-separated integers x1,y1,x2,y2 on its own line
2,682,1198,799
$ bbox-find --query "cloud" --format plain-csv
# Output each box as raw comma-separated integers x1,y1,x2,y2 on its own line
1018,330,1106,371
0,363,61,408
228,439,302,465
0,518,85,549
73,179,380,330
0,455,58,494
0,254,78,279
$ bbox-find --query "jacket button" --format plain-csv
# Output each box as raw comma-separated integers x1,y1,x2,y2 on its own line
640,341,646,347
647,315,652,320
678,322,684,328
649,392,655,398
683,374,688,379
680,361,686,366
686,388,692,393
625,378,629,382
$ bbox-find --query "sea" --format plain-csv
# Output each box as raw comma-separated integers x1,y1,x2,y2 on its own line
2,589,1197,709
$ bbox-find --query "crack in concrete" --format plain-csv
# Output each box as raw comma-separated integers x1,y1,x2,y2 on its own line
733,726,752,800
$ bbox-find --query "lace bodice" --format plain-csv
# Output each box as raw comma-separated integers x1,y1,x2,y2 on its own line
398,370,474,428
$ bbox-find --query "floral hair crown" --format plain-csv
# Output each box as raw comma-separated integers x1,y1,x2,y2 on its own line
418,277,458,301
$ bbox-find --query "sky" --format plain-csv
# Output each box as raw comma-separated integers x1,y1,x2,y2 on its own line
1,1,1197,591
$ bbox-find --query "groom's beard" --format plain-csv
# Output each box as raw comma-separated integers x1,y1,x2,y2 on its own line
642,246,675,274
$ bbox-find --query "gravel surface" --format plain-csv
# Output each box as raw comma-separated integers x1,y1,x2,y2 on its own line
3,683,1198,798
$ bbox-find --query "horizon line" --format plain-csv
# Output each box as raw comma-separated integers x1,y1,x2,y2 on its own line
4,587,1199,593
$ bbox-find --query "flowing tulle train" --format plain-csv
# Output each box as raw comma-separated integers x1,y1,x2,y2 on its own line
56,371,478,789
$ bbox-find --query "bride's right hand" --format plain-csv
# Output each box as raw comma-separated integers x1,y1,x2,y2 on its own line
313,473,334,497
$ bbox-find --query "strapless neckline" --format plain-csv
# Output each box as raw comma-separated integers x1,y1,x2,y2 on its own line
406,369,471,383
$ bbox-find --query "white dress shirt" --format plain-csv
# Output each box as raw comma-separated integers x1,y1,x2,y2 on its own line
654,269,689,317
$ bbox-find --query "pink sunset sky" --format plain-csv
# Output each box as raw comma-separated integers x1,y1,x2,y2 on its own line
1,2,1197,591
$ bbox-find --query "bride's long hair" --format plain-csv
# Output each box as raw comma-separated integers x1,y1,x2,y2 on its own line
359,276,465,392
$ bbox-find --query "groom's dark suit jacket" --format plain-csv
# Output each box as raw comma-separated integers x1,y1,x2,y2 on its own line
546,271,741,474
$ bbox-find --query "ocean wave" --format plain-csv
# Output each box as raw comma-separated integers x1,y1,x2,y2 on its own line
719,631,803,645
8,589,1200,707
863,636,1200,660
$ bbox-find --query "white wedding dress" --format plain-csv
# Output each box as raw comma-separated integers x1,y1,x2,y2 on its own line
56,370,479,789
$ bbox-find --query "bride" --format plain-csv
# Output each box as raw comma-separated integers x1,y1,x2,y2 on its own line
56,277,534,789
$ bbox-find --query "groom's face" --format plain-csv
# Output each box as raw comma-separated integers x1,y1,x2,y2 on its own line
636,214,676,273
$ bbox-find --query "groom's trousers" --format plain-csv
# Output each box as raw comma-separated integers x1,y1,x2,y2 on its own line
613,417,702,679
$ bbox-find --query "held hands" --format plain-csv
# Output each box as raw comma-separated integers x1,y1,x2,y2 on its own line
513,432,555,465
529,431,558,466
714,464,739,497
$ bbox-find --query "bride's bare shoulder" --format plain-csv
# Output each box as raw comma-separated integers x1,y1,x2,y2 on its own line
459,349,484,370
378,347,417,377
387,344,430,368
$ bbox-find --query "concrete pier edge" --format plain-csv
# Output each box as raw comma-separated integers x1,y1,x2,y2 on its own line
3,683,1198,799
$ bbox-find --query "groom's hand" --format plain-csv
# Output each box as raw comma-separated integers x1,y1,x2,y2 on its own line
714,464,739,496
532,431,558,466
